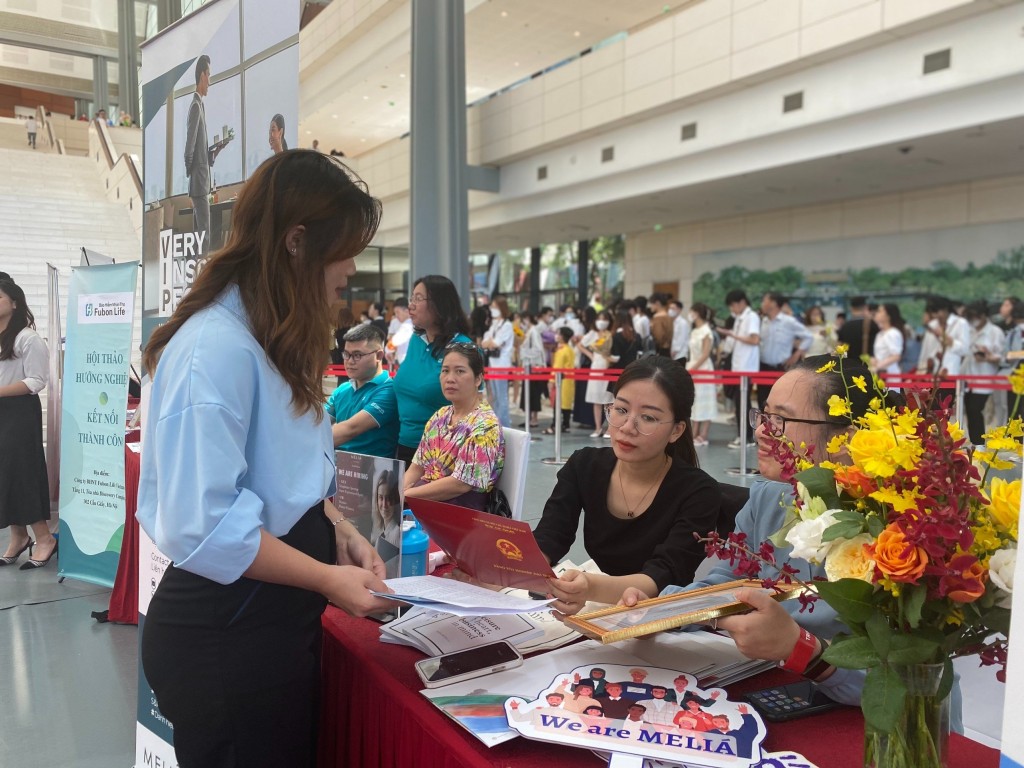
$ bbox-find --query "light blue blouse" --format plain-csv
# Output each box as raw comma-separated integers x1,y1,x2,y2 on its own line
137,285,336,585
662,480,865,705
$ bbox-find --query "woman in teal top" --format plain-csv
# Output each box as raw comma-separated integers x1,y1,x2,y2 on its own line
392,274,472,463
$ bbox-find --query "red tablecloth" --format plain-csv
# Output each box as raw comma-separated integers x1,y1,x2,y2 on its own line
107,443,140,624
318,608,999,768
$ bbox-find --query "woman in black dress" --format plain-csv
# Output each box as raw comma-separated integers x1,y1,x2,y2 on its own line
0,278,56,569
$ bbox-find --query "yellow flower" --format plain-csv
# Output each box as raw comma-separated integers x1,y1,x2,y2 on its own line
892,409,923,436
826,433,849,454
870,486,922,513
847,429,899,478
828,395,851,418
969,522,1002,562
869,397,883,411
975,450,1017,471
1010,367,1024,396
816,360,836,374
946,421,965,443
851,375,867,393
825,534,876,583
835,343,849,357
986,477,1020,539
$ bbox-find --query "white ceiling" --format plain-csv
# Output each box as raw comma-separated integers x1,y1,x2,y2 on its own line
465,117,1024,251
298,0,692,154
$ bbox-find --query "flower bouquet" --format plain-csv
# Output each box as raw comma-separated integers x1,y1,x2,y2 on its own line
709,355,1019,768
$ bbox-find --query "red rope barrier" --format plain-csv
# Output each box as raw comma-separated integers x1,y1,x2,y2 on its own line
321,364,1020,392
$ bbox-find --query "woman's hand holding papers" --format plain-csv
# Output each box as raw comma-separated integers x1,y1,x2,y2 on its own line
547,569,591,616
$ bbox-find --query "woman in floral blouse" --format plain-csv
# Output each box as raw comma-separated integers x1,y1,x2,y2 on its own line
403,343,505,511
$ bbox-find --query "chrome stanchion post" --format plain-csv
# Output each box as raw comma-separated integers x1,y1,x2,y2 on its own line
542,371,567,465
727,371,758,478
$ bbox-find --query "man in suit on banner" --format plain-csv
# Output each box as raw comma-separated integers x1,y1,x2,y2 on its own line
184,54,223,257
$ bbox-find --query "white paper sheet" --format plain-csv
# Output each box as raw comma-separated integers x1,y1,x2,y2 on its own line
376,575,555,615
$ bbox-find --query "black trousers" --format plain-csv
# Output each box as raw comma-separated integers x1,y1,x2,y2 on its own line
964,392,990,446
141,503,332,768
756,362,785,410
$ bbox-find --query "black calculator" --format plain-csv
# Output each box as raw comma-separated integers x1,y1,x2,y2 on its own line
743,680,840,722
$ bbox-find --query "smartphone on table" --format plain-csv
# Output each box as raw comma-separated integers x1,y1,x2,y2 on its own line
415,640,523,689
743,680,840,722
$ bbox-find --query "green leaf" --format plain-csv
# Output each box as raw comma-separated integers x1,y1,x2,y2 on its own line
866,515,884,538
982,606,1012,636
832,509,866,524
816,578,876,624
796,466,842,508
866,613,892,662
862,665,908,733
937,657,955,702
821,520,865,543
903,584,927,630
887,635,941,665
822,636,882,668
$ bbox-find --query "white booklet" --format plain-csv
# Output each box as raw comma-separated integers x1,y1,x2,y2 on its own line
375,575,555,616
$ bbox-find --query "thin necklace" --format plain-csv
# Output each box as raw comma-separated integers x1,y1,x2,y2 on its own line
618,455,669,519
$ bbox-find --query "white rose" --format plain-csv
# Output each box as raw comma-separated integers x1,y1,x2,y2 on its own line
784,509,841,563
989,547,1016,609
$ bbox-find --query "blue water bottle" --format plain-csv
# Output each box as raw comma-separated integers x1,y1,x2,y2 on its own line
400,512,429,577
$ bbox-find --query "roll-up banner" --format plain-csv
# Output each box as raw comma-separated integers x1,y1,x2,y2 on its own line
57,261,138,587
137,0,299,762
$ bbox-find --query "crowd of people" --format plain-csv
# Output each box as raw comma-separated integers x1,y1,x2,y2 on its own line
3,150,990,765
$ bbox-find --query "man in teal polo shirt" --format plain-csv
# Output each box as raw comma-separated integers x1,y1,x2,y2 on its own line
325,324,399,458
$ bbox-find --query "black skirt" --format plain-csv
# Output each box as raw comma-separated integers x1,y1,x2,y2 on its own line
141,502,334,768
0,393,50,528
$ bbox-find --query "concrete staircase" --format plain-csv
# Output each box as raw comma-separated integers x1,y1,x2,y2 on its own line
0,147,143,428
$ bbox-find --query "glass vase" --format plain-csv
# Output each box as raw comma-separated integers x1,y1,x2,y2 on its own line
863,663,949,768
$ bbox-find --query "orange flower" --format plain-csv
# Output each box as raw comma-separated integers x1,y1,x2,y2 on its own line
941,554,987,604
833,465,876,499
866,525,928,583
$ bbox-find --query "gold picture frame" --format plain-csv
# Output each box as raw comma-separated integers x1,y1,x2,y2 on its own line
564,579,809,644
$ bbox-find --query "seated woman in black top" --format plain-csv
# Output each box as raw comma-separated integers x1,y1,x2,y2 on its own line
534,357,721,615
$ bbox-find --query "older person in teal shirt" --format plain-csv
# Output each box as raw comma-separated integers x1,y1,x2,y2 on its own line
391,275,472,464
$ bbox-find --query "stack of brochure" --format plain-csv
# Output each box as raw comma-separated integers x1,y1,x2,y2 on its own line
379,560,603,655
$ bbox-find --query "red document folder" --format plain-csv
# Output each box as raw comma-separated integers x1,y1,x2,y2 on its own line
407,498,557,592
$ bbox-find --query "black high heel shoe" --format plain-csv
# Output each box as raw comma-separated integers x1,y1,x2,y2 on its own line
0,538,33,566
19,540,57,570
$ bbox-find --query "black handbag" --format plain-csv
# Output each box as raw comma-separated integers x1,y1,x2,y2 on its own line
486,488,513,518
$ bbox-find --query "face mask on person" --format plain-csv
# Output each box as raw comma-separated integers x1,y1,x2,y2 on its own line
668,308,679,319
490,307,501,319
566,311,576,320
688,313,697,324
595,320,609,331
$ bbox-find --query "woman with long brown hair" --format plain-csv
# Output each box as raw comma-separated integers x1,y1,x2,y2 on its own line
0,278,54,569
137,151,393,766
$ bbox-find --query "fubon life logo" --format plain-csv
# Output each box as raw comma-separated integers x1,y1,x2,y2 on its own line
78,292,134,324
